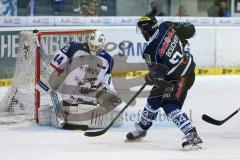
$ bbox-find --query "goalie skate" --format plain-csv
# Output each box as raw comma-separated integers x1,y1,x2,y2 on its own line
126,123,147,141
182,127,202,150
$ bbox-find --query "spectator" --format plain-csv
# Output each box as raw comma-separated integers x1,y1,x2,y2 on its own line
54,0,64,13
146,1,165,16
82,1,99,16
218,0,231,17
207,0,218,17
208,0,231,17
175,5,188,16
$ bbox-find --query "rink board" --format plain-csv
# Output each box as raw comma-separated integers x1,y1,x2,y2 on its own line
1,68,240,87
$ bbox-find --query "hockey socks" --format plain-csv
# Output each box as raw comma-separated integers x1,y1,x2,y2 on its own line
163,103,193,135
138,102,194,135
139,103,159,130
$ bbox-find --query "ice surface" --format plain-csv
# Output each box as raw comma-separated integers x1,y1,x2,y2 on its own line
0,76,240,160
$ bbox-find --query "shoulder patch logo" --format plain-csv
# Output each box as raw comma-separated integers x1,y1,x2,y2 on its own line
144,54,152,65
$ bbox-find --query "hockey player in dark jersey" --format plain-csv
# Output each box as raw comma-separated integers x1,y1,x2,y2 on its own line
126,16,202,149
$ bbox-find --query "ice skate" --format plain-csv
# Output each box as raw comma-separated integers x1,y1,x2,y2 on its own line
182,127,202,150
126,123,147,141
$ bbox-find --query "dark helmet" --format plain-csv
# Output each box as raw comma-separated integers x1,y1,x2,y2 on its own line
137,15,158,41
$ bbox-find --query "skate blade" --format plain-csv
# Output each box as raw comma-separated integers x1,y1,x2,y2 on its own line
182,144,202,151
57,118,66,128
125,137,144,142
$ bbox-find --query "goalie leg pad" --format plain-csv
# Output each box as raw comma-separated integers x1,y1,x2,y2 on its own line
38,105,51,126
38,105,63,128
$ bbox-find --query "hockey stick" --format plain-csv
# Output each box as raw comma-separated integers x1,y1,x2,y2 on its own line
202,107,240,126
37,80,66,127
36,80,88,130
84,82,148,137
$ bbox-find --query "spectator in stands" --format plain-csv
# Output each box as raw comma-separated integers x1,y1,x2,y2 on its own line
146,1,165,16
54,0,65,14
218,0,231,17
208,0,231,17
82,1,99,16
207,0,218,17
175,5,188,16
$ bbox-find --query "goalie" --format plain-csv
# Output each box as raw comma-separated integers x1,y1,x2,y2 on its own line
48,31,122,128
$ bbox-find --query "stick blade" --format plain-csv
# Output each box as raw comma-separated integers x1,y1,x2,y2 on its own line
84,129,107,137
63,123,88,131
202,114,223,126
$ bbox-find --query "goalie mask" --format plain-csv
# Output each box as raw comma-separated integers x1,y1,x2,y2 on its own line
88,31,106,55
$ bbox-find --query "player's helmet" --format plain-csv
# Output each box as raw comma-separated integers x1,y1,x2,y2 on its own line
137,16,158,41
88,31,106,55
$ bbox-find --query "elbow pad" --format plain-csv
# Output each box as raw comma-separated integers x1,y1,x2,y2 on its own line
173,22,196,39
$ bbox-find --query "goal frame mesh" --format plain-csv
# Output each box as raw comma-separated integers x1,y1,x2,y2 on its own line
0,29,95,124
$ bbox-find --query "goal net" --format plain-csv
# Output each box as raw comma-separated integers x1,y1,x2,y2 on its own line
0,30,122,127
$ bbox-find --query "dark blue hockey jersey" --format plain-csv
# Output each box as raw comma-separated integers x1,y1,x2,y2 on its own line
142,21,195,80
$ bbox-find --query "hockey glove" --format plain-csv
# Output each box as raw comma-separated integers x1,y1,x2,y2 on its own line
145,64,169,85
144,72,157,85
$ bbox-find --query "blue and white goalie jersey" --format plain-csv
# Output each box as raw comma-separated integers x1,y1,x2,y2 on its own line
50,42,114,101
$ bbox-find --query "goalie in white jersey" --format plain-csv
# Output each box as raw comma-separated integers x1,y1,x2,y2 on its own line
49,31,122,128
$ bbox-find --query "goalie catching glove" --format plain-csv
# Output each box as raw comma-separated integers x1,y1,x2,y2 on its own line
96,87,122,108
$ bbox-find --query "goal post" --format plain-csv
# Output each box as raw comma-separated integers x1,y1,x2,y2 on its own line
0,31,38,124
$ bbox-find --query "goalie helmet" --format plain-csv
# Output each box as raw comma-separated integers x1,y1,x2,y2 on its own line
88,31,106,55
137,15,158,41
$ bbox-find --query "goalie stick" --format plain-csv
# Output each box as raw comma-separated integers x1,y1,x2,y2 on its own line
202,107,240,126
36,80,88,130
37,80,66,127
